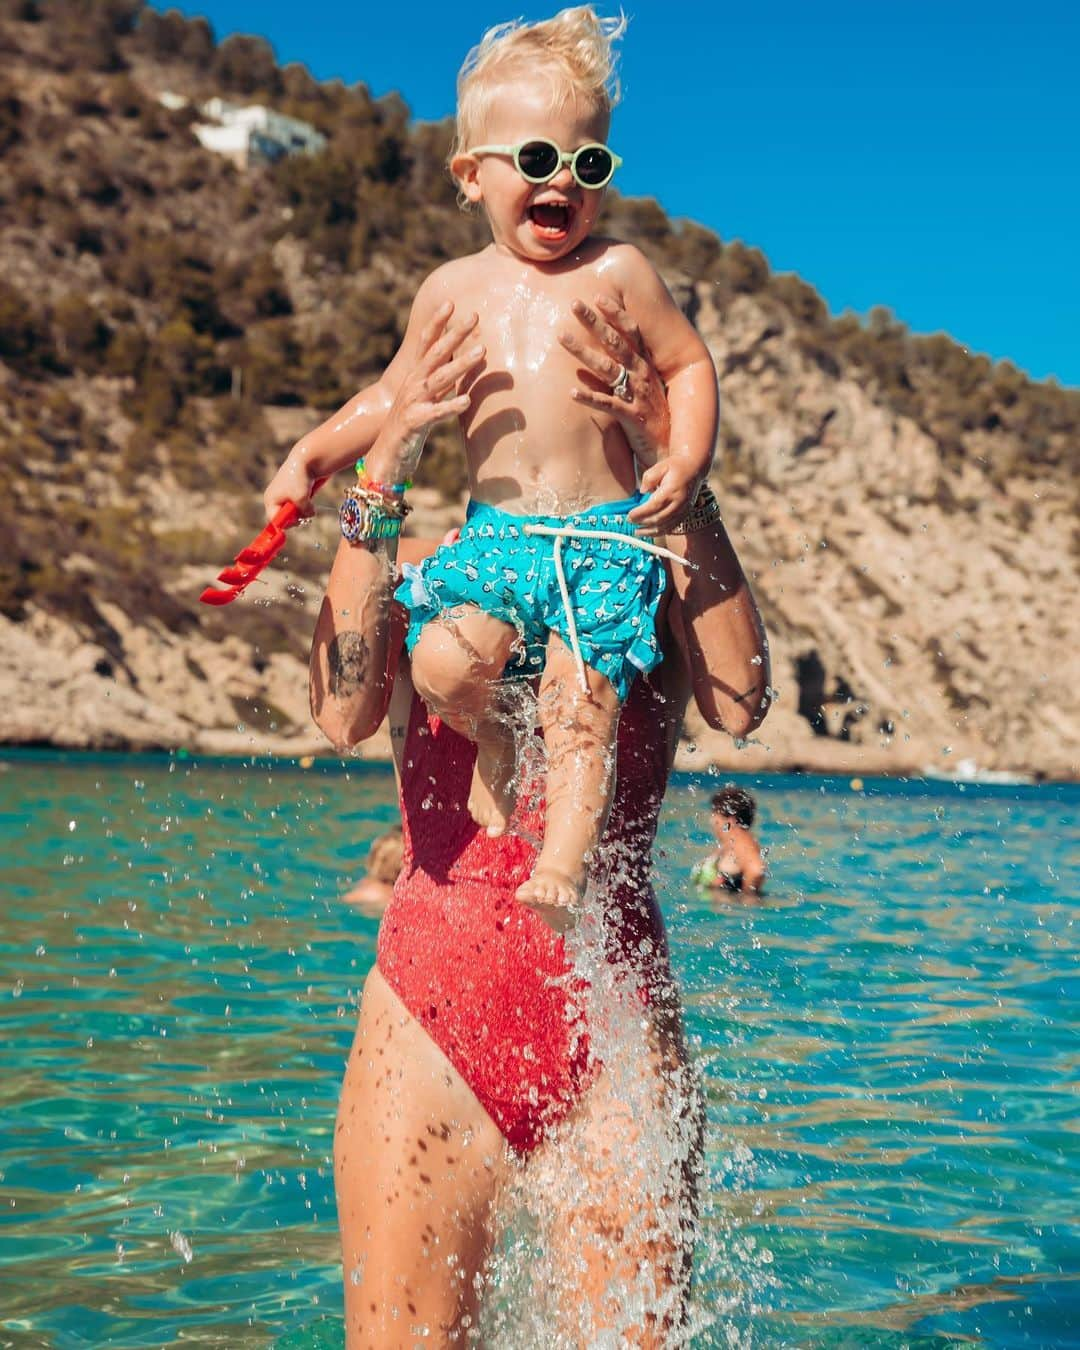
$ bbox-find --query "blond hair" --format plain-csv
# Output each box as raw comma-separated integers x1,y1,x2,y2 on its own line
365,827,404,885
453,6,626,163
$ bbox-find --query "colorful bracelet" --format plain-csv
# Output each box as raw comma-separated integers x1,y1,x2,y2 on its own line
355,457,412,496
667,483,723,535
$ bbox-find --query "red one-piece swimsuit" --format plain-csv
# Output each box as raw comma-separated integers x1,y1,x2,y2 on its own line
377,674,676,1153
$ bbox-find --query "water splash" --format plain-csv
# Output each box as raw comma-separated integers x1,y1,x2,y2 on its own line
463,680,775,1343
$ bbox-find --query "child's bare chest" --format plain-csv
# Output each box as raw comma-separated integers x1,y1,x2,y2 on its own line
440,255,636,500
472,269,605,368
476,280,572,375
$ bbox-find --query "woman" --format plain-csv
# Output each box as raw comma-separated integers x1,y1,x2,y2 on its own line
309,300,770,1344
694,787,767,898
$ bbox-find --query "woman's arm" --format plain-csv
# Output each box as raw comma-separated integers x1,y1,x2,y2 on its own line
310,534,405,751
661,520,772,739
309,308,482,748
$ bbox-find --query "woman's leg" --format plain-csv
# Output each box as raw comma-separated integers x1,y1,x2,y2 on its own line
517,634,621,914
410,608,520,834
335,966,508,1347
533,995,704,1346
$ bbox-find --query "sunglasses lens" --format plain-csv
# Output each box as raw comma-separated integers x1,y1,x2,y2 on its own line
574,145,613,187
517,140,560,181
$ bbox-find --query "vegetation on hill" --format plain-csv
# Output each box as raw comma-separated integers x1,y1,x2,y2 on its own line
0,0,1077,646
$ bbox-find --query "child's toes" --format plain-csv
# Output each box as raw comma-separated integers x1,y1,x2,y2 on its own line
516,870,581,932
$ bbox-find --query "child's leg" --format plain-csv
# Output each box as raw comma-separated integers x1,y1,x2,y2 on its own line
410,607,521,834
516,634,621,920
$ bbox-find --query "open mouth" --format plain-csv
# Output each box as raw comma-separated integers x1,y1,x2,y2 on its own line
528,201,573,239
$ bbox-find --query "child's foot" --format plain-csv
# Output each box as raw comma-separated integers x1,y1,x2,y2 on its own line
515,868,582,933
468,741,517,835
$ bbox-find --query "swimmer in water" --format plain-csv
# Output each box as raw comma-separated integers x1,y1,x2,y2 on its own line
264,6,718,930
693,785,767,897
342,826,403,914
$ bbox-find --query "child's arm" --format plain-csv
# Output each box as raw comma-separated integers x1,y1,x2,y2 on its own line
600,246,719,534
560,293,768,736
263,276,478,519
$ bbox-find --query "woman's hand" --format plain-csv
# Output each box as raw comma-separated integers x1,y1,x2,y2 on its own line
560,296,670,465
559,296,698,532
365,304,484,484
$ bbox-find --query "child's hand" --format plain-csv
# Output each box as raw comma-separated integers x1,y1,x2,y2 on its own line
560,296,670,465
368,306,484,479
629,453,703,534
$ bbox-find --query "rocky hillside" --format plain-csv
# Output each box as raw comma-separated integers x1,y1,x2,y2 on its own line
1,0,1077,778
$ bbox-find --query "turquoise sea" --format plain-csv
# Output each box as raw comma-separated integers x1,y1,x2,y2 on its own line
1,751,1077,1347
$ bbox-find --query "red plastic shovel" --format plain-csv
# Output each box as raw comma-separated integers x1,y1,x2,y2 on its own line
199,480,326,606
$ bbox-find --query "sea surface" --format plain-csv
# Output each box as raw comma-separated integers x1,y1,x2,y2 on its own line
1,751,1077,1348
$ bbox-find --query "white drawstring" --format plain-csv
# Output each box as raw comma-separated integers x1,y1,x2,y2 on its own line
521,523,694,692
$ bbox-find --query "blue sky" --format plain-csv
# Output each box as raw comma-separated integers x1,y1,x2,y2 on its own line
150,1,1079,387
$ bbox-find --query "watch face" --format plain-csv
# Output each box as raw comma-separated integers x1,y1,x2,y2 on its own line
340,495,364,542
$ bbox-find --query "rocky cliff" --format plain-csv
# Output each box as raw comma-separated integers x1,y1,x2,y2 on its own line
1,1,1077,778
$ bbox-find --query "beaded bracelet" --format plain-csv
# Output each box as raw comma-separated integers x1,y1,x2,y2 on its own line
667,483,723,535
355,457,412,497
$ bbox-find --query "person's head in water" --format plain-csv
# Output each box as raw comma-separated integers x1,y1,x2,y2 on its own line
711,785,756,832
700,785,766,896
343,827,404,910
366,827,404,885
449,7,626,258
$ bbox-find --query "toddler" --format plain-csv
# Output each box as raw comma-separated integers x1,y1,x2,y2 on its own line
265,7,718,921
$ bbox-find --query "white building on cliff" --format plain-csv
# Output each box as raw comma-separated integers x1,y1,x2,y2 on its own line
159,93,327,167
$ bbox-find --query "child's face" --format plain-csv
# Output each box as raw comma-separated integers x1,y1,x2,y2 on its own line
455,77,610,263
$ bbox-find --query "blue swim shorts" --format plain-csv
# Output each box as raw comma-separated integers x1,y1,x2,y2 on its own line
394,495,666,701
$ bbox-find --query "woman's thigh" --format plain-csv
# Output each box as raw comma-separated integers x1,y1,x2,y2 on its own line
335,965,508,1348
530,1001,703,1346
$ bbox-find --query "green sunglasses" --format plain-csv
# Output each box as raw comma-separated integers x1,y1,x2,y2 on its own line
468,138,622,190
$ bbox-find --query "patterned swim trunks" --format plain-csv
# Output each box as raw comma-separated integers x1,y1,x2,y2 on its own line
394,495,666,701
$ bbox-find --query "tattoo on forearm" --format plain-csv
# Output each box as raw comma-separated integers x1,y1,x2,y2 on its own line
732,683,760,705
327,631,370,697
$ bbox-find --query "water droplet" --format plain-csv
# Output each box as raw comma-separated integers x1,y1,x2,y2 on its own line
170,1230,193,1263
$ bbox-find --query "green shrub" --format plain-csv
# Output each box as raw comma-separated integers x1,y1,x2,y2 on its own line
241,320,304,405
211,33,282,98
52,294,112,370
0,88,23,155
105,322,149,377
0,280,55,373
